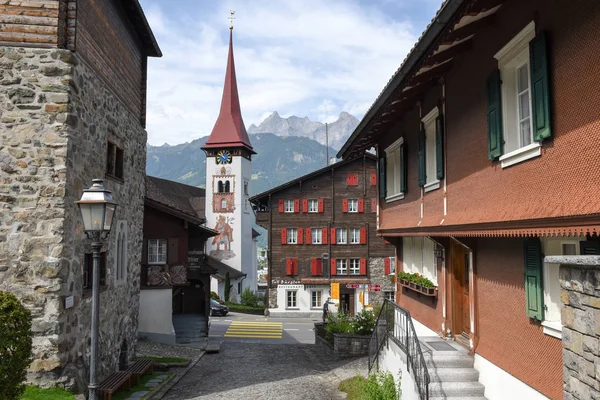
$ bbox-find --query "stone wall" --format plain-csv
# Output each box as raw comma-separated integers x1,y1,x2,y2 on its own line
550,255,600,400
0,46,146,392
369,257,396,305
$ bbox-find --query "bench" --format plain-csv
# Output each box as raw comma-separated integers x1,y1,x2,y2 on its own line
98,371,132,400
128,359,154,384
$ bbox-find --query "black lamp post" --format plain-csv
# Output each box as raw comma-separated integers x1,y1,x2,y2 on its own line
76,179,117,400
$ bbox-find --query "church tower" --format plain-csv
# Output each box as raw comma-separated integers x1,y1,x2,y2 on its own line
202,21,257,298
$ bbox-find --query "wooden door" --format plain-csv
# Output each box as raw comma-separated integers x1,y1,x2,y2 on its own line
451,242,470,339
172,283,205,315
348,292,355,316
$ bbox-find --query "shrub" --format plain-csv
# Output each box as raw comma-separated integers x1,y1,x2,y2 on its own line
224,302,265,315
351,309,376,336
240,287,259,307
325,311,353,342
210,291,221,301
338,371,401,400
0,291,33,400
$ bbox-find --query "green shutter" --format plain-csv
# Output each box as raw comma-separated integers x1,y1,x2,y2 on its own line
400,143,407,194
487,69,503,160
418,123,426,187
379,156,386,199
530,32,552,141
436,111,444,180
523,238,544,321
580,241,600,255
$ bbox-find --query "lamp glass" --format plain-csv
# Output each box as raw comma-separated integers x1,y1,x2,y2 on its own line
103,203,116,231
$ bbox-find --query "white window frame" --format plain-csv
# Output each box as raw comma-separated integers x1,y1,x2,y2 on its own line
387,257,396,275
311,290,322,309
308,199,319,213
402,237,437,286
284,200,295,213
349,258,360,275
384,291,395,302
421,108,440,193
336,259,347,275
287,228,298,244
384,137,404,202
286,290,298,309
337,228,347,245
494,21,541,169
348,199,358,213
312,228,322,244
349,228,360,244
148,238,167,265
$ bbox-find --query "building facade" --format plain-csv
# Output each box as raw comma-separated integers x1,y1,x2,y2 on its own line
201,27,257,300
250,155,396,318
339,1,600,399
0,0,160,391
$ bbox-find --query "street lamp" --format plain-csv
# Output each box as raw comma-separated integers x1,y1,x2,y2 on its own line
76,179,118,400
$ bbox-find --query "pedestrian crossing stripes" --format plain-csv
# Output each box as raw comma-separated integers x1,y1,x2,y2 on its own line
224,321,283,339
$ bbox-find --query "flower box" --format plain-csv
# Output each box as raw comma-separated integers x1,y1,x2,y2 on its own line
400,281,438,297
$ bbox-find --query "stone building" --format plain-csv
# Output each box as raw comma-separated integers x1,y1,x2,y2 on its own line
0,0,160,392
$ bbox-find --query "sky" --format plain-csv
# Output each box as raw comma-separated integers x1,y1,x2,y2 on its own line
139,0,441,146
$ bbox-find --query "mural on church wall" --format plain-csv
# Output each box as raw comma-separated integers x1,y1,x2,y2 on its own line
210,214,235,260
212,166,235,213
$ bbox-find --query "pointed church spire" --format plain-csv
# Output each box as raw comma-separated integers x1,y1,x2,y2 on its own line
202,21,254,154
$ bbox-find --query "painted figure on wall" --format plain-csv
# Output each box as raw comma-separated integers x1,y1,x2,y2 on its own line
210,215,235,260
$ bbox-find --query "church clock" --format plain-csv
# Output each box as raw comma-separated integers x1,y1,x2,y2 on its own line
216,149,232,164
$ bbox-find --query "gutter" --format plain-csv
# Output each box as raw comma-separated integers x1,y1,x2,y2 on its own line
337,0,464,159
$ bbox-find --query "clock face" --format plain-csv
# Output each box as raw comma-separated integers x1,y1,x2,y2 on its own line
216,150,232,164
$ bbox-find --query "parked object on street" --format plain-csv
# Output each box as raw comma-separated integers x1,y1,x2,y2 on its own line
210,300,229,316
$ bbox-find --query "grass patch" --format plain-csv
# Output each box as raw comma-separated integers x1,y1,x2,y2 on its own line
339,372,400,400
138,356,189,364
111,372,173,400
338,376,368,400
21,386,75,400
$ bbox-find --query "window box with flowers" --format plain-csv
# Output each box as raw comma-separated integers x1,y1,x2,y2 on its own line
397,271,437,297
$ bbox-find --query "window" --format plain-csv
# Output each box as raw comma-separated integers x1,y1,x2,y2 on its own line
284,200,294,213
402,237,437,285
287,290,297,308
384,291,395,302
311,291,322,308
348,199,358,213
384,137,405,201
350,228,360,244
148,239,167,265
106,141,124,180
221,199,227,209
115,221,128,282
312,228,322,244
493,21,543,168
287,228,298,244
83,251,107,289
244,181,249,195
225,181,231,193
218,180,224,193
421,108,440,192
308,199,319,213
337,229,347,245
336,259,347,275
349,259,360,275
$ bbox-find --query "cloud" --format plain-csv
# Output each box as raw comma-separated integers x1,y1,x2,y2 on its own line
140,0,432,145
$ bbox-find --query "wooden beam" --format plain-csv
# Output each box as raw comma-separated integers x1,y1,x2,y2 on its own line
409,61,452,86
444,13,497,44
425,39,473,67
465,0,504,15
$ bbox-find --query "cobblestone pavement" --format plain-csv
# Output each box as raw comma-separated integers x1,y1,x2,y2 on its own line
136,339,205,359
161,341,368,400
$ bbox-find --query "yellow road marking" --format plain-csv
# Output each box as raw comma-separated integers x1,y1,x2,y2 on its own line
224,321,283,339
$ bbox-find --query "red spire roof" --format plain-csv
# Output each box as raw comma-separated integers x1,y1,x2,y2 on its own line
202,29,254,153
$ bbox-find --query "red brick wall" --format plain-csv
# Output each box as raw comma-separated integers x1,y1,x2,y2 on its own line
378,0,600,230
474,237,562,399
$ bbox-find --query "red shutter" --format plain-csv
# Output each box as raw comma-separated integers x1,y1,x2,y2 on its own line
318,199,324,213
346,174,352,185
278,200,284,213
358,199,364,213
354,175,359,185
311,258,317,275
360,258,367,275
322,228,328,245
371,198,377,213
297,228,304,245
294,199,300,213
317,259,323,275
293,258,299,275
384,239,391,245
281,228,287,245
360,228,367,244
371,173,376,186
384,258,391,275
305,228,311,245
342,199,348,213
286,258,292,275
302,199,308,213
330,258,336,276
330,228,336,244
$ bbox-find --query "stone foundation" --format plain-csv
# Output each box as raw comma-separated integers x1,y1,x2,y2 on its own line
313,322,370,358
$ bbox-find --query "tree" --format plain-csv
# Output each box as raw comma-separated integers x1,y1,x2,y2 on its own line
224,272,232,302
0,291,33,400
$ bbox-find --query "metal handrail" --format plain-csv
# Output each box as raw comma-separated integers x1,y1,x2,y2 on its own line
368,299,430,400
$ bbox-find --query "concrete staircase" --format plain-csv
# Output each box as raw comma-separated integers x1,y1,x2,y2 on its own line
421,340,487,400
172,314,207,344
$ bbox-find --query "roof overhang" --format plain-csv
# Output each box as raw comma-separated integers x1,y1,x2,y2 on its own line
123,0,162,57
145,198,206,227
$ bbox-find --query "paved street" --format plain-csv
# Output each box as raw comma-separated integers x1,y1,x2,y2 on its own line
208,312,318,344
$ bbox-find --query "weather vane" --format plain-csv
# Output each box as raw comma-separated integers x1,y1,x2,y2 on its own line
229,10,235,30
